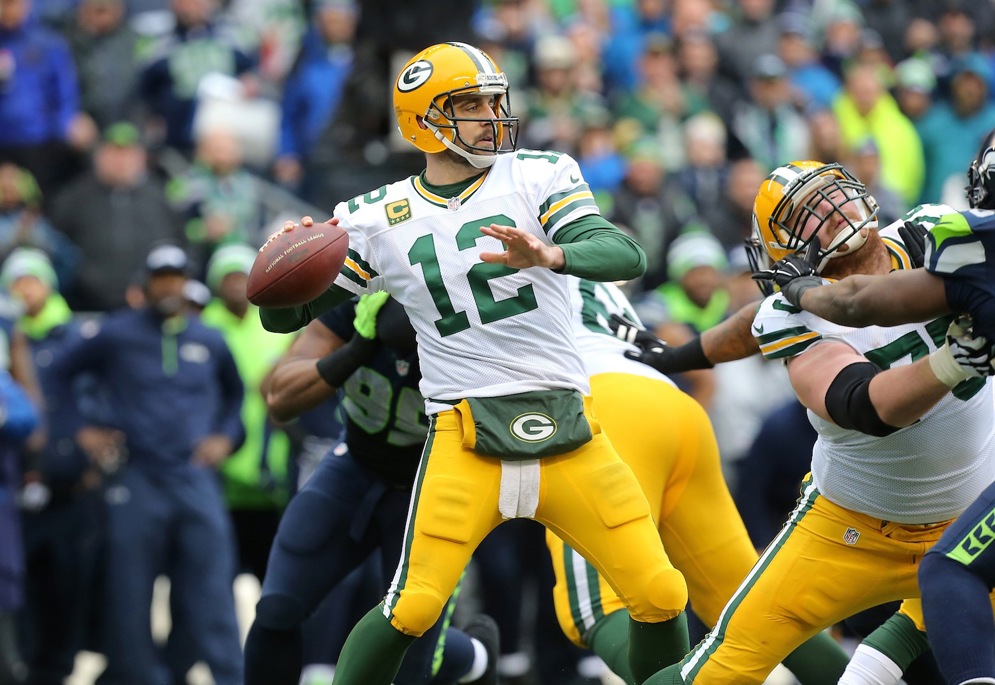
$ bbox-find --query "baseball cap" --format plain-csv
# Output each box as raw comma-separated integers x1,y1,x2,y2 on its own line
0,248,58,290
951,52,993,81
103,121,141,147
751,54,787,80
182,279,212,309
145,244,189,275
206,243,257,293
777,12,811,40
894,58,936,94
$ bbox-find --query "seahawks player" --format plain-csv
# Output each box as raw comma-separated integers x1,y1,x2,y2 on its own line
261,41,690,685
630,161,995,685
755,133,995,685
243,293,494,685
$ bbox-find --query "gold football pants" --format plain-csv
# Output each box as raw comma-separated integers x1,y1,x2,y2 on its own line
548,372,758,646
675,477,992,683
381,397,687,636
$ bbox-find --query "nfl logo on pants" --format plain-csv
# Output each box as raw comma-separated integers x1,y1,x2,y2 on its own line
843,528,860,545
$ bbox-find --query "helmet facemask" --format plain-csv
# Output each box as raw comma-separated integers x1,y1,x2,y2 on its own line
422,77,519,169
967,139,995,210
767,165,879,273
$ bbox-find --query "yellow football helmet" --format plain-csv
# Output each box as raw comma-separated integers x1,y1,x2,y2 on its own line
752,160,879,273
394,42,519,168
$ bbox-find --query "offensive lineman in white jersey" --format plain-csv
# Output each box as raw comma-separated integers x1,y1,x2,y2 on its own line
549,278,851,684
260,42,691,685
630,161,995,684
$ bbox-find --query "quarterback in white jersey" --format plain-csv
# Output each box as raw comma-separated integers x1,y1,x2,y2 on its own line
261,42,693,685
331,149,604,413
645,161,995,685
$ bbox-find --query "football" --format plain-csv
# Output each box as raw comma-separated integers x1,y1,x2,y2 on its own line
246,220,349,307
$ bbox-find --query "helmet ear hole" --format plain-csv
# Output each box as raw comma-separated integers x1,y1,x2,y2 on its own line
416,116,428,130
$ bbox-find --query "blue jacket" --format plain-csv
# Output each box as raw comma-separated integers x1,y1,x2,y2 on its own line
277,29,352,161
0,23,80,145
50,308,244,471
139,21,254,151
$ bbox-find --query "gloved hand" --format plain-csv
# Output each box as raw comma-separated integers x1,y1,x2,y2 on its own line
752,243,822,308
608,314,713,373
897,220,928,269
316,293,389,388
353,291,390,340
929,315,995,388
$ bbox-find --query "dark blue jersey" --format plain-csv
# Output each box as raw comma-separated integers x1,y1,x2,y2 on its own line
926,208,995,340
318,301,427,488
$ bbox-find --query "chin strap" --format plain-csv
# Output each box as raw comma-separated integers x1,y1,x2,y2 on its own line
816,222,875,271
426,122,498,169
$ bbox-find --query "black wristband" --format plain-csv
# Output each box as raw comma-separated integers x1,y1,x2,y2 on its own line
673,335,713,370
781,276,824,308
315,337,380,388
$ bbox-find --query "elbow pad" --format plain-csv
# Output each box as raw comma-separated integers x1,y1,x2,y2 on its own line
824,362,901,437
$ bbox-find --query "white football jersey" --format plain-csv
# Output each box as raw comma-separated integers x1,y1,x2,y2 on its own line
752,219,995,523
566,277,677,384
332,150,601,414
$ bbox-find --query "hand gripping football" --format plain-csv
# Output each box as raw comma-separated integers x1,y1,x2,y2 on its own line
246,220,349,307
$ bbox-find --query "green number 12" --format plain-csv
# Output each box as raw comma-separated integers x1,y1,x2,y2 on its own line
408,214,539,337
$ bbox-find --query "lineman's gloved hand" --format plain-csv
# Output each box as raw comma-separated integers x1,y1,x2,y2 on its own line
609,314,713,373
897,220,928,269
929,315,995,388
752,241,822,307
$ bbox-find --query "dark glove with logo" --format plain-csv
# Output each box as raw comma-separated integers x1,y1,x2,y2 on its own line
898,220,928,269
752,242,822,308
609,314,713,373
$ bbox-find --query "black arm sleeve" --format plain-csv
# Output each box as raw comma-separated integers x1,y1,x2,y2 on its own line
824,362,901,437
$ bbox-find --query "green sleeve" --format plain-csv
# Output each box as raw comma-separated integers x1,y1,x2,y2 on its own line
259,284,354,333
552,215,646,281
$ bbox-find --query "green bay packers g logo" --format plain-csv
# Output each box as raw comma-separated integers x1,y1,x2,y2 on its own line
510,413,557,443
398,61,433,92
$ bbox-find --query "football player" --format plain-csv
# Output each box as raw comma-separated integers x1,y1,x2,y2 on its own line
754,131,995,685
259,42,690,685
548,277,850,685
628,161,995,685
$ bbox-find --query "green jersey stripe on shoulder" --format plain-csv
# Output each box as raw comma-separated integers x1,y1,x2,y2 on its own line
346,248,379,279
757,325,821,359
339,263,368,287
539,193,599,234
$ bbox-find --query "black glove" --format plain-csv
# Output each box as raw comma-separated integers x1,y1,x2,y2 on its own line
897,220,928,269
608,314,713,373
752,242,822,308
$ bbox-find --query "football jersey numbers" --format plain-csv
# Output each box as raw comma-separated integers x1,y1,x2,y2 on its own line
343,367,427,446
408,214,539,337
863,316,986,401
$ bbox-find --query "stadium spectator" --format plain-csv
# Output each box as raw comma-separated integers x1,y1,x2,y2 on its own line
48,243,245,685
49,122,183,313
63,0,144,130
0,0,96,201
2,249,102,685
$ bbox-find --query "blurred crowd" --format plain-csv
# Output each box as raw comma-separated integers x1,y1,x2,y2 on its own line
0,0,991,683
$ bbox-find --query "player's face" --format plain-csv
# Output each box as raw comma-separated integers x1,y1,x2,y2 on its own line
791,182,870,252
450,94,500,155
